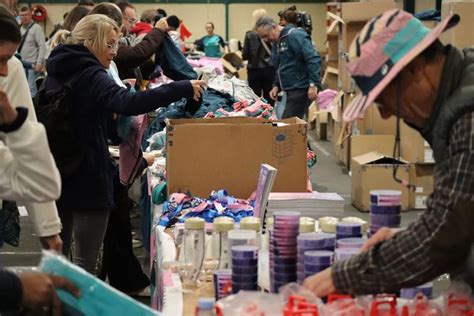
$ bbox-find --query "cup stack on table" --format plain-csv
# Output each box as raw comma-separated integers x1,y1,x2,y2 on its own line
297,233,336,284
213,269,232,301
231,245,259,293
269,211,300,293
303,250,334,280
369,190,402,237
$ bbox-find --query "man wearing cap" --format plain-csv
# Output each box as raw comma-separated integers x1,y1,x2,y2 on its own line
304,9,474,296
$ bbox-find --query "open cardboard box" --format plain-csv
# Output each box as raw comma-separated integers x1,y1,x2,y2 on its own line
166,117,308,198
352,151,410,211
409,163,434,210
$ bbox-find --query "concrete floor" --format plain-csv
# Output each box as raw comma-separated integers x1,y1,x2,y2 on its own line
1,134,447,298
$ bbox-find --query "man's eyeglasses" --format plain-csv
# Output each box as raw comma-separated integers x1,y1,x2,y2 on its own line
125,18,137,25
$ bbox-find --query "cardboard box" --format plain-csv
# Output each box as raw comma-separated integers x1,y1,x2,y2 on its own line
322,66,339,90
166,117,308,198
339,1,397,21
327,115,335,142
349,96,397,135
350,134,395,167
339,21,367,92
352,152,410,211
237,68,247,81
441,1,474,48
409,164,434,210
400,122,434,163
316,112,328,140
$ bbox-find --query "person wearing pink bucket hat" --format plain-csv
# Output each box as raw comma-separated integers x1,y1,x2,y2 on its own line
304,9,474,296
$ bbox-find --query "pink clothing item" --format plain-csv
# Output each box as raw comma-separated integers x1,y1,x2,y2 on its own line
316,89,338,111
119,115,147,185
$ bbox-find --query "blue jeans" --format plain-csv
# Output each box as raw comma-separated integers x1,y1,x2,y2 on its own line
26,69,40,98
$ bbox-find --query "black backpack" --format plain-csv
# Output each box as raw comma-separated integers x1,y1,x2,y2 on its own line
34,70,89,178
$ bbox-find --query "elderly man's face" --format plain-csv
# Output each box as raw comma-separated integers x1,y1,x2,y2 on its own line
374,59,438,128
256,25,279,43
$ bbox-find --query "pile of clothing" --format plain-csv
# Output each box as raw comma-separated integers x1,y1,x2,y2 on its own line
158,190,254,227
203,98,273,119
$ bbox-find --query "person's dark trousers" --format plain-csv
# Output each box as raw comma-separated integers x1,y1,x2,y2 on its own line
99,173,150,292
248,66,275,106
282,88,311,119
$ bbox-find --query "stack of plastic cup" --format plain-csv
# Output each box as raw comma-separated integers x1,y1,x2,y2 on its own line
297,233,336,283
227,230,257,268
400,282,433,299
304,250,334,279
231,245,258,293
336,222,363,239
370,190,402,236
270,211,300,293
334,248,360,261
336,237,366,249
213,269,232,301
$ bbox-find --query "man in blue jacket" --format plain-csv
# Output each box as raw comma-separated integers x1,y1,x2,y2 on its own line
256,16,321,119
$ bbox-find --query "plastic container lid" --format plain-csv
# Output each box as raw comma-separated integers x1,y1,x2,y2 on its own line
198,298,215,310
299,217,315,233
319,217,339,233
228,229,257,241
240,217,261,231
185,217,205,230
341,217,368,233
266,217,274,228
213,217,235,232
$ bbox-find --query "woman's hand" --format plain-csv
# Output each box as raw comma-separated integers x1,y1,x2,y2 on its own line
190,80,206,101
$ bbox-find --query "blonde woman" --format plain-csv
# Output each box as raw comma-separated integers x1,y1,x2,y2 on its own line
45,14,204,274
242,9,275,105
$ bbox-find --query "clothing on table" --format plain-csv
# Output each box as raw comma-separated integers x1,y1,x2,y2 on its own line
282,89,311,119
331,46,474,294
59,208,110,275
273,24,322,92
247,67,275,106
45,44,193,212
0,57,61,238
0,269,22,313
19,22,46,97
99,172,150,292
195,34,226,58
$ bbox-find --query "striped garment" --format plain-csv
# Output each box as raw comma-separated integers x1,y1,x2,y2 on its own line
332,110,474,294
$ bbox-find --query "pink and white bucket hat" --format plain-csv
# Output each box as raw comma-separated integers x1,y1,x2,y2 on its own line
342,9,460,122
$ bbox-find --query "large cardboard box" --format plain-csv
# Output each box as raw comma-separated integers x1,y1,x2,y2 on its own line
352,152,410,211
166,117,308,198
400,122,434,163
441,1,474,48
409,164,435,210
350,135,395,168
349,95,397,135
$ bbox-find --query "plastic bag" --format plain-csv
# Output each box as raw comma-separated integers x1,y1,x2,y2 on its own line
216,291,284,316
38,250,160,316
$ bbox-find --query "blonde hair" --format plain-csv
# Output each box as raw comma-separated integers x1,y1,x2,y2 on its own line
252,9,267,23
51,14,119,55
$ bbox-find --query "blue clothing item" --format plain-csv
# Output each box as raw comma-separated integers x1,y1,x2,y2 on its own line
158,34,198,81
273,24,322,91
202,34,225,58
45,44,194,212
